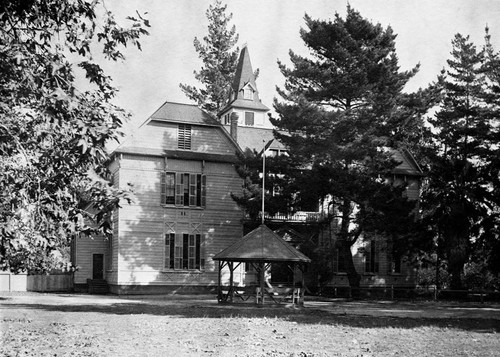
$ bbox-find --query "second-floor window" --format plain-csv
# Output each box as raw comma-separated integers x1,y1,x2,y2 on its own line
161,172,206,208
178,124,192,150
245,112,254,126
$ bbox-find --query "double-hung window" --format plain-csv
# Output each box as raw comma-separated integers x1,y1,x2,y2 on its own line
161,172,206,207
390,248,402,274
365,241,379,273
164,232,205,270
333,248,346,273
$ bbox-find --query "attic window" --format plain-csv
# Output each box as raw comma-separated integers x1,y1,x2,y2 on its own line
244,87,253,100
178,124,191,150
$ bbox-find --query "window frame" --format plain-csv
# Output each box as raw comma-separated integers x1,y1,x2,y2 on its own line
161,171,206,208
365,240,379,274
243,87,254,100
164,232,205,271
332,248,346,274
244,111,254,126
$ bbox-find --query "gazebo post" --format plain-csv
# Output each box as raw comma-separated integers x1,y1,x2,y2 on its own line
218,261,223,302
229,261,234,303
259,262,265,304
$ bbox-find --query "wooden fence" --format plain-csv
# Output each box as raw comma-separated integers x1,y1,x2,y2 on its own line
0,273,73,292
27,274,73,292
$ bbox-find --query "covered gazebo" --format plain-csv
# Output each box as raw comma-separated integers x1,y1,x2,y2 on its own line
213,224,311,305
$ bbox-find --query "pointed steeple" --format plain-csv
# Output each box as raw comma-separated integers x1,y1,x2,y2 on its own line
231,45,259,99
221,45,269,114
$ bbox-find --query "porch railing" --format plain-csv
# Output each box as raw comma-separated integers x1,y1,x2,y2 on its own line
246,211,328,223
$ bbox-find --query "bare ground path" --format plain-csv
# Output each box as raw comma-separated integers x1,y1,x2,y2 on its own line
1,292,499,356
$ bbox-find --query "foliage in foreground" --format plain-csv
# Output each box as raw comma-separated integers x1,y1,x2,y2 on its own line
0,0,149,273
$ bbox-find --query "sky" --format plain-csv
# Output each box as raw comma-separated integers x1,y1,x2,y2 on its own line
97,0,500,133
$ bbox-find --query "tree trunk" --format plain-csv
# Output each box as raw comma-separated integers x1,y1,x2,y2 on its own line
444,203,469,290
339,240,361,297
338,199,361,298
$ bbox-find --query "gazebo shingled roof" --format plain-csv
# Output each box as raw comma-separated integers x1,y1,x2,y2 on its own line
213,224,311,263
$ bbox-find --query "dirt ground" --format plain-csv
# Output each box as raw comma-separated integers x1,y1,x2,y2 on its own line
1,293,499,357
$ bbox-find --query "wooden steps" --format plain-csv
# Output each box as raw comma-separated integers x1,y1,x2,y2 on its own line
87,279,109,294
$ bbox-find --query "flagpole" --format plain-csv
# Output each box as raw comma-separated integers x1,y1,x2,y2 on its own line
262,140,265,225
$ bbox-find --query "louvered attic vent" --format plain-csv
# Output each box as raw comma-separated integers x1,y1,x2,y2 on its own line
178,124,192,150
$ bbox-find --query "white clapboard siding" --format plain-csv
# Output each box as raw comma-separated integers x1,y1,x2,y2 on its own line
112,154,243,286
73,235,108,284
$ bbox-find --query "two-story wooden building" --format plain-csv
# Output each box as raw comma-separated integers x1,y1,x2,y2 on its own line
72,102,244,294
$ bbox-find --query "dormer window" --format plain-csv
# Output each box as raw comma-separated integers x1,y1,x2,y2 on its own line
243,87,254,100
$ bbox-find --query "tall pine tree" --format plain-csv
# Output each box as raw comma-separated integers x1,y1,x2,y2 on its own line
423,33,500,289
179,0,239,117
272,6,421,290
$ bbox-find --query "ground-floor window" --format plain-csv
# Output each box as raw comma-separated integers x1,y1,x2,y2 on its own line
164,232,205,270
332,248,346,273
391,250,402,274
365,241,379,273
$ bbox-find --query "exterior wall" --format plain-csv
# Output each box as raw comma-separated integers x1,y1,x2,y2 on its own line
73,234,109,284
221,108,272,128
317,218,416,289
111,154,243,292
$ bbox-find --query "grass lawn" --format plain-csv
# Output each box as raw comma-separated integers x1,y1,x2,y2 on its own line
1,293,499,356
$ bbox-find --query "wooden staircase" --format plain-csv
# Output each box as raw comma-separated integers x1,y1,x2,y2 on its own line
87,279,109,294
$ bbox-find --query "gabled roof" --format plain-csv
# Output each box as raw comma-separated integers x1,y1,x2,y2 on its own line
113,101,242,159
392,148,425,177
213,224,311,263
148,101,219,126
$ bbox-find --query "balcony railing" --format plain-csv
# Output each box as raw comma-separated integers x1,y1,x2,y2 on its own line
246,211,328,223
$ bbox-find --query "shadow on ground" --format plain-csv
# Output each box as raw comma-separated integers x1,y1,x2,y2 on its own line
2,296,500,333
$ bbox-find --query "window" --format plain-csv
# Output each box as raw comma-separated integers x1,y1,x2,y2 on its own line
392,256,402,274
161,172,175,204
244,87,253,100
178,124,192,150
365,241,379,273
390,249,402,274
164,232,205,270
333,248,346,273
224,114,230,125
245,112,254,126
161,172,206,208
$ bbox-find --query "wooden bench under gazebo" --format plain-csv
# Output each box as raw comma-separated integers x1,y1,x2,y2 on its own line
213,224,311,306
